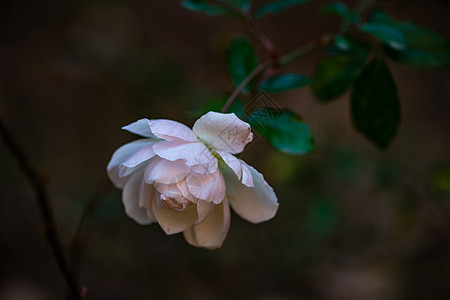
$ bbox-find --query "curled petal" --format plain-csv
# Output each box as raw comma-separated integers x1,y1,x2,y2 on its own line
217,151,241,180
148,119,198,142
144,157,190,184
122,119,158,138
152,195,198,235
183,198,230,250
153,141,218,174
186,169,226,204
240,161,254,187
119,143,157,178
193,112,253,154
224,162,278,223
107,139,154,188
122,170,154,225
139,180,156,221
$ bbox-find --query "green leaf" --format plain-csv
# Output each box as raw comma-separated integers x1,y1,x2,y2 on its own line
369,10,450,68
311,40,369,101
181,0,234,16
190,97,244,119
226,36,259,93
247,108,314,155
218,0,251,12
259,73,311,93
320,2,359,23
351,56,400,149
359,22,406,50
253,0,310,19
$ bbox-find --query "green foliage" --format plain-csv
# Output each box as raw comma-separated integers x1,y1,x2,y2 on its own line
247,108,314,155
190,97,244,118
359,22,406,50
258,73,311,93
181,0,235,16
369,10,450,68
311,37,369,101
226,36,259,92
320,2,359,23
253,0,310,19
219,0,251,12
351,56,400,149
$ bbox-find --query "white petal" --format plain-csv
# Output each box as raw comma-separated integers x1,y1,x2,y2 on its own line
107,139,154,188
224,162,278,224
241,161,254,187
152,196,198,235
144,157,190,184
193,112,253,154
217,151,241,180
186,169,226,204
196,200,215,225
183,198,230,249
119,143,157,178
122,119,158,138
148,119,198,142
122,170,153,225
153,141,218,174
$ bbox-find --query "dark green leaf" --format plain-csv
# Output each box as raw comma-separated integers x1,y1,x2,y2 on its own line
181,0,234,16
311,40,369,101
247,108,314,155
218,0,251,12
259,73,311,93
351,56,400,149
321,2,359,23
253,0,310,19
190,97,244,118
369,10,450,68
226,36,259,92
359,22,406,50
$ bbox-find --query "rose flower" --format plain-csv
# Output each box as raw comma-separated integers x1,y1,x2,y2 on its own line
107,112,278,249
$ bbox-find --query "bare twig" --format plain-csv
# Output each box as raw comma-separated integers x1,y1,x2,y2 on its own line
0,117,82,299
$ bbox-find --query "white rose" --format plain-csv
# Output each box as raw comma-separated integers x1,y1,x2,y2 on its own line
107,111,278,249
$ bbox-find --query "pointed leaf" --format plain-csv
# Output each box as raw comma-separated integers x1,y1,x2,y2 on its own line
259,73,310,93
247,108,314,155
311,41,369,101
351,56,400,149
253,0,310,19
369,10,450,68
226,36,259,93
359,22,406,50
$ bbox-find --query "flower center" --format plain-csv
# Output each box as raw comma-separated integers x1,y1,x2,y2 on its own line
160,194,192,211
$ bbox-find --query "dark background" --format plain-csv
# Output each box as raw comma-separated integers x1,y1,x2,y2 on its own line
1,0,449,299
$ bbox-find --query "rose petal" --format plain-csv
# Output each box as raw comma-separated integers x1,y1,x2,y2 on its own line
153,140,218,174
217,150,241,180
148,119,198,142
152,195,198,235
107,139,154,188
144,157,190,184
240,161,254,187
122,170,153,225
122,119,158,138
224,162,278,223
119,143,157,178
138,180,156,221
193,112,253,154
183,198,230,249
186,169,226,204
196,200,215,225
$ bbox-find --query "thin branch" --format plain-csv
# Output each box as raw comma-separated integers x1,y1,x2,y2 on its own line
221,60,273,113
245,14,280,65
0,117,82,299
69,178,111,278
